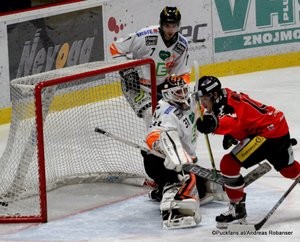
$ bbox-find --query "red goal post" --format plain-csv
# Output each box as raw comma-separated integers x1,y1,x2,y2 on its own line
0,58,156,223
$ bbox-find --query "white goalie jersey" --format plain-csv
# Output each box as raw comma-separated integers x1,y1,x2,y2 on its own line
146,97,198,159
109,25,190,85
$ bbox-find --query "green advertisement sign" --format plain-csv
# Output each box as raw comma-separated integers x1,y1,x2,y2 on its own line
214,0,299,52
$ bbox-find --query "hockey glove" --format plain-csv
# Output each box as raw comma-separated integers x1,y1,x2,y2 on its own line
119,68,140,91
222,134,238,150
196,114,218,134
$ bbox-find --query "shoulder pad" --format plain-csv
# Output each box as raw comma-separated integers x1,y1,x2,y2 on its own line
173,42,186,55
173,108,183,119
178,34,188,47
164,105,175,114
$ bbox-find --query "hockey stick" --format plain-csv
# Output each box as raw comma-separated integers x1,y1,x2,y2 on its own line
228,176,300,231
193,61,217,178
184,162,271,187
94,127,164,159
95,127,271,187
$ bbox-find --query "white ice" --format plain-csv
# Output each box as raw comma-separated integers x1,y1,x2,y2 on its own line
0,66,300,241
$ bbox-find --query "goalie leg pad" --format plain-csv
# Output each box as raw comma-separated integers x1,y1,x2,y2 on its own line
162,202,201,229
205,180,229,202
161,198,201,229
160,183,181,211
160,176,201,229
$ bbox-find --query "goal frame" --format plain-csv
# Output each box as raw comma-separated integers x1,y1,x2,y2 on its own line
0,58,156,223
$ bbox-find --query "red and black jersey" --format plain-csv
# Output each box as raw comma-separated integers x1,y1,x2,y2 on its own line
214,88,289,140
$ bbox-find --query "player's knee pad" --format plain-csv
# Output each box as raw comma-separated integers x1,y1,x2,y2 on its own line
279,161,300,179
222,175,245,203
220,154,245,202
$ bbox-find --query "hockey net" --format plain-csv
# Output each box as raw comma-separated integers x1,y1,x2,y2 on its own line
0,59,156,222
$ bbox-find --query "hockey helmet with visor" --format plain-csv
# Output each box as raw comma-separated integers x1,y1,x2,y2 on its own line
160,6,181,26
194,76,222,97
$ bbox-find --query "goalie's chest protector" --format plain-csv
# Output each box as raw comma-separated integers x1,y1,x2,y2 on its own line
157,100,198,157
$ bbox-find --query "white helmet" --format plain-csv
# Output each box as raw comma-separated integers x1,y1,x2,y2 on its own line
161,76,190,109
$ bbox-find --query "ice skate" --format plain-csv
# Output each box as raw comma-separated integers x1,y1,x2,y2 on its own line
148,186,163,202
216,194,247,229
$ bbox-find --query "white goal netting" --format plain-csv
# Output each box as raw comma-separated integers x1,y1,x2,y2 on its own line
0,59,156,222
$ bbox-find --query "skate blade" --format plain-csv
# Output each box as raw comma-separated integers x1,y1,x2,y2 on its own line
217,217,247,230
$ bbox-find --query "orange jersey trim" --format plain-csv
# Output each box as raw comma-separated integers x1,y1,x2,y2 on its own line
146,130,161,150
109,43,122,57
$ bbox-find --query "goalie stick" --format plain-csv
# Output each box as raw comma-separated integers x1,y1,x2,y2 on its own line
94,127,271,187
227,176,300,231
183,162,271,187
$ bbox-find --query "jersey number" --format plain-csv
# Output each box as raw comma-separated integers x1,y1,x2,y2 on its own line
150,47,155,56
183,117,190,128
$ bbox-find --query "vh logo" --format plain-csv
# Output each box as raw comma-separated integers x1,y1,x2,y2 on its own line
214,0,295,32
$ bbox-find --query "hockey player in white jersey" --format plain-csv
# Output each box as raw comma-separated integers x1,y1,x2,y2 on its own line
109,6,190,124
144,76,227,229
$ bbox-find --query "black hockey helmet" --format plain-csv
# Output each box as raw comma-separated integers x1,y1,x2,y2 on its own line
194,76,222,97
194,76,228,115
161,75,190,109
160,6,181,26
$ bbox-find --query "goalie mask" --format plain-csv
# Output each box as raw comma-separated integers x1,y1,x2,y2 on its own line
161,76,190,110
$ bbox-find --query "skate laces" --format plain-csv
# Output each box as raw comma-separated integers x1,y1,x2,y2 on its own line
222,203,237,217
